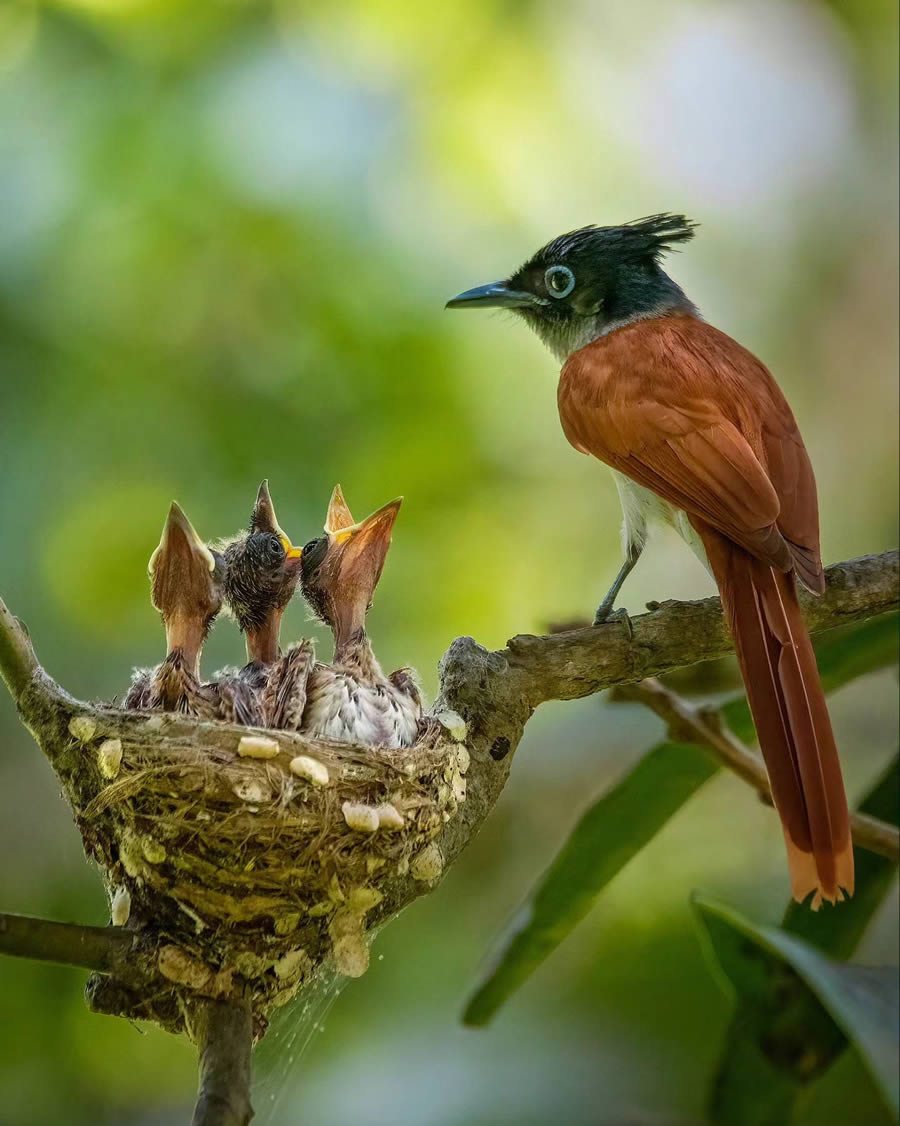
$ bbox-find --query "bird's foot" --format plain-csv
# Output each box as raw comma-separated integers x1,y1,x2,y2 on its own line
592,597,616,625
592,604,633,641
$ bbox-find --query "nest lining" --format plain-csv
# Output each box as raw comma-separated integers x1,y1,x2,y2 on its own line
65,706,469,1031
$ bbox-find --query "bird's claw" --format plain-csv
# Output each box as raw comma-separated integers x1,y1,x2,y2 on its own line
592,597,616,626
592,605,633,640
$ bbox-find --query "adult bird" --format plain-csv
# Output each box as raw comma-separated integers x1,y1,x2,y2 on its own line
124,502,225,718
447,214,852,908
287,486,423,747
216,480,308,725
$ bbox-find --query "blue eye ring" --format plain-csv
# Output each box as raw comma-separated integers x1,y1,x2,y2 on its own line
544,265,575,299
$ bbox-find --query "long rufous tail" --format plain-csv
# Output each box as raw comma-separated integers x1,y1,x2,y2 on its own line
699,528,854,908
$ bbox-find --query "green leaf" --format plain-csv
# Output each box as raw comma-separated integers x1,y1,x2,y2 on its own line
709,754,899,1125
462,612,898,1028
694,895,899,1120
709,1015,801,1126
463,741,719,1027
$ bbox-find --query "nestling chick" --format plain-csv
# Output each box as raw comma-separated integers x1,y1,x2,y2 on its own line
292,486,422,747
209,480,309,725
124,503,224,717
222,480,305,664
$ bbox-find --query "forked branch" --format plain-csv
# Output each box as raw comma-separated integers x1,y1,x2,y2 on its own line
616,678,900,862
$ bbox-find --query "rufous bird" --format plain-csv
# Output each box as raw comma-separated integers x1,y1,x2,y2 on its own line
216,480,310,725
447,214,852,908
286,486,422,747
124,502,224,718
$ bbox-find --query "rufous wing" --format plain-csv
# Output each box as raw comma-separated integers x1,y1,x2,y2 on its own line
557,314,823,584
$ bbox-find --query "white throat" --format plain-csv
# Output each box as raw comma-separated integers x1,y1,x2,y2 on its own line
532,299,700,365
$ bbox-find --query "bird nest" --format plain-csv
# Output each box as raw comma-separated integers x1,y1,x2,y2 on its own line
52,699,469,1038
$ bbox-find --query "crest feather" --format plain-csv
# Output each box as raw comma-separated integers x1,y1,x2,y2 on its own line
529,213,698,270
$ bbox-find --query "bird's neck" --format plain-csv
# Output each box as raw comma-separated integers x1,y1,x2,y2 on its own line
245,611,284,666
535,267,698,363
332,626,383,682
330,597,368,660
156,650,201,710
163,614,206,680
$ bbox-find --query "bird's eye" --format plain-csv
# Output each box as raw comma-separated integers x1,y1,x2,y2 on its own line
544,265,575,299
267,534,285,559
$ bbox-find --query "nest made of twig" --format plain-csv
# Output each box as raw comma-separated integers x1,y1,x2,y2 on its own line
58,704,469,1031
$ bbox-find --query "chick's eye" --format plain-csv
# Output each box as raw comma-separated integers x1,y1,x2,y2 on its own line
301,537,327,573
544,265,575,298
267,534,285,558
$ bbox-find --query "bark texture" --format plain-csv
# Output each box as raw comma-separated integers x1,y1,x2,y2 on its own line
190,1000,255,1126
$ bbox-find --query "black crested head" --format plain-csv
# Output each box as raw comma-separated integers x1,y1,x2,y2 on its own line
510,213,697,292
526,213,697,266
447,213,698,360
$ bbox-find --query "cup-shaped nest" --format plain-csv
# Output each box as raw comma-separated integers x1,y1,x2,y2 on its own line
55,704,469,1035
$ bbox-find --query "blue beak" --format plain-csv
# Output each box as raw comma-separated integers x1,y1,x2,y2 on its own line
445,282,547,310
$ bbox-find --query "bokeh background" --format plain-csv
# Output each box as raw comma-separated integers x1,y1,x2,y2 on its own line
0,1,897,1123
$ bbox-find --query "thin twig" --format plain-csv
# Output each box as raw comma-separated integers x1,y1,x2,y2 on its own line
618,678,900,862
0,596,38,701
190,998,254,1126
0,912,141,975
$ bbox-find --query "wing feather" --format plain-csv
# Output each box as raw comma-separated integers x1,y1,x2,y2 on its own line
558,315,823,582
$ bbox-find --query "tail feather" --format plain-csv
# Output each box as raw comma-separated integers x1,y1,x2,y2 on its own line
699,527,853,908
787,539,826,595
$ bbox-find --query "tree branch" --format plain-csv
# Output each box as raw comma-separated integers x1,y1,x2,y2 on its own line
616,677,900,862
0,596,38,701
189,999,254,1126
486,551,899,711
0,912,143,976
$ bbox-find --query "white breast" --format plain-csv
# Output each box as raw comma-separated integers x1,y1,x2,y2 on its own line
301,667,421,749
611,469,711,573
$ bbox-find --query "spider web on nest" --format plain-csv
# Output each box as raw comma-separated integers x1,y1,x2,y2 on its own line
253,967,348,1124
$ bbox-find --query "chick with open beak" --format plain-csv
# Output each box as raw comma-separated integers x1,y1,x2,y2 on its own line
221,481,305,662
214,481,310,725
285,486,422,747
124,503,224,717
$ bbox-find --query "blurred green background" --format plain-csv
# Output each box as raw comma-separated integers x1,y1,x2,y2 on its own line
0,0,897,1123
